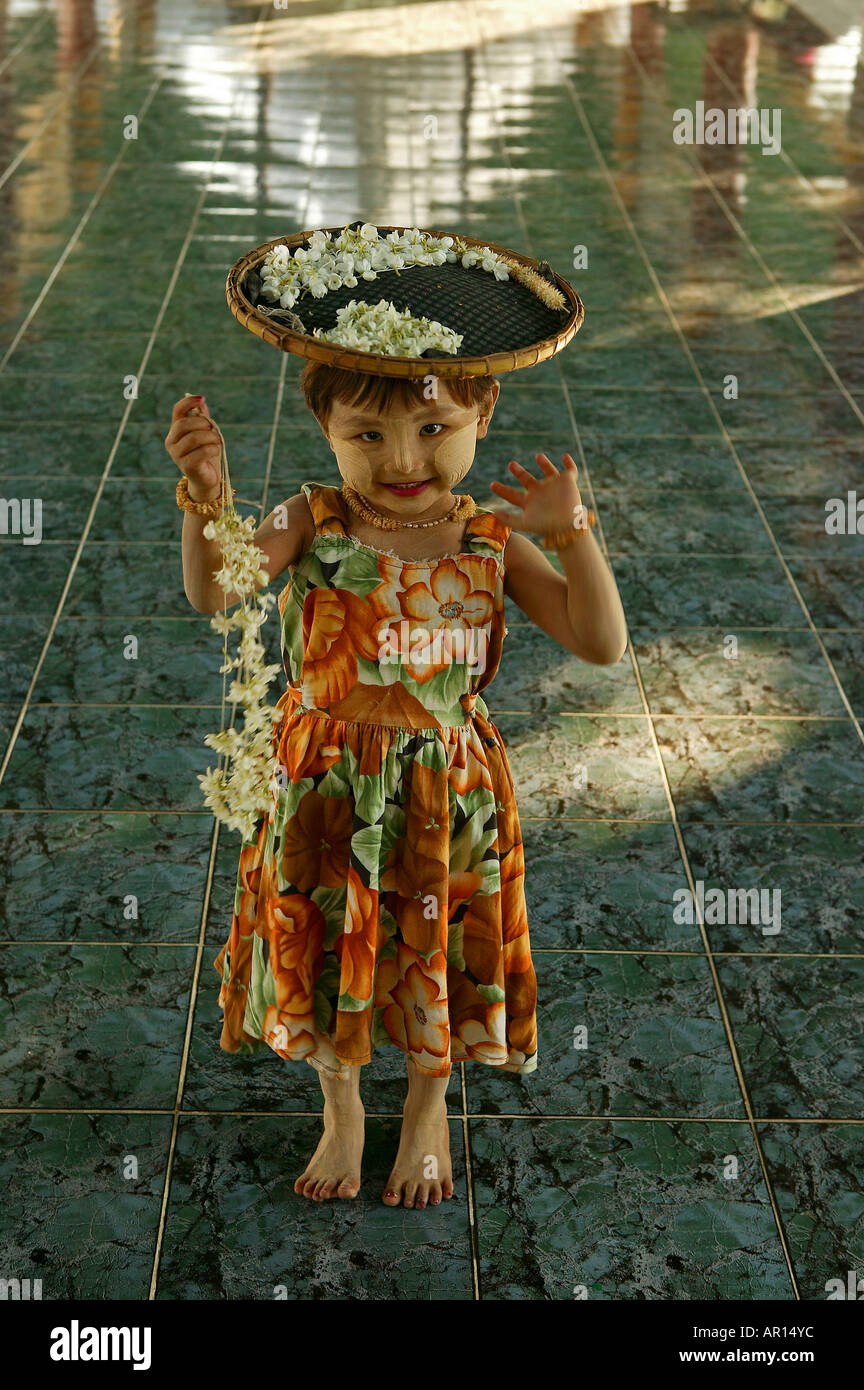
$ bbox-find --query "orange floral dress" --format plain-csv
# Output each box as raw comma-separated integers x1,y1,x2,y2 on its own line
213,482,538,1078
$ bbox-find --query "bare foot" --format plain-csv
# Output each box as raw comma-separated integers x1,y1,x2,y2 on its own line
383,1074,454,1209
294,1094,365,1201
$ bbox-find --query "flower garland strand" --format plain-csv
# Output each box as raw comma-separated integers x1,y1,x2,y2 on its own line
194,416,284,841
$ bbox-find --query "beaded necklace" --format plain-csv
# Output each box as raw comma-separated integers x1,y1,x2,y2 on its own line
340,481,476,531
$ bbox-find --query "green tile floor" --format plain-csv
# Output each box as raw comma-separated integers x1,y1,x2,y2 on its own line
1,0,863,1300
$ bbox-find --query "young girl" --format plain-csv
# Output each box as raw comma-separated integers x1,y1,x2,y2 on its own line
170,364,627,1210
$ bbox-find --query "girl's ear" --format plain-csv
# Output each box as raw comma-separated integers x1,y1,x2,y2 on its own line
476,381,500,439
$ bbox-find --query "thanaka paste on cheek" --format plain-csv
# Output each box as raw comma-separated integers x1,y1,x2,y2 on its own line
430,419,477,487
329,418,478,493
329,436,375,492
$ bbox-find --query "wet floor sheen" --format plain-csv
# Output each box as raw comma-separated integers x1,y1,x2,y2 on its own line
0,0,863,1301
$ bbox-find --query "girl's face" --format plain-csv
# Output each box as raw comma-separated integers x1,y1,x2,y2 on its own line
322,380,500,518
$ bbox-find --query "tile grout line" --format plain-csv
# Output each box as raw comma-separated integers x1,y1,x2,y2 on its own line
4,941,862,959
0,88,269,797
701,46,864,259
0,7,52,79
145,154,302,1315
6,380,864,395
475,25,809,1300
3,705,859,720
555,77,807,1301
1,46,265,1284
564,72,864,751
1,1106,860,1124
3,810,863,827
0,3,285,1296
410,56,483,1306
0,39,103,195
147,380,291,1299
5,546,862,560
0,78,165,376
3,622,861,630
137,101,268,1302
622,45,864,433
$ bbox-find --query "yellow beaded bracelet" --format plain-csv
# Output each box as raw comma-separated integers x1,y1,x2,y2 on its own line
542,507,597,550
176,474,235,519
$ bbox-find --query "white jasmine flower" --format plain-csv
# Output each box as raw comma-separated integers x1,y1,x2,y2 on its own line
257,224,517,313
312,298,462,355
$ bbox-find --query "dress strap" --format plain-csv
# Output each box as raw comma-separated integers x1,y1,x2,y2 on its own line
462,505,511,562
300,482,352,537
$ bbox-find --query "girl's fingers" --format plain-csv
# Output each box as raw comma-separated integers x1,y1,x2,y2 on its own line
174,430,221,460
489,480,527,506
166,418,218,447
508,458,536,480
508,460,539,487
171,396,205,421
535,452,580,479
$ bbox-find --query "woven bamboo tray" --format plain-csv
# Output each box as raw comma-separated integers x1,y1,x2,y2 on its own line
225,225,584,379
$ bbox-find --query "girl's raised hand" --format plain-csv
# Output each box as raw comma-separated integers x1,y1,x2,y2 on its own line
165,394,223,501
487,453,586,535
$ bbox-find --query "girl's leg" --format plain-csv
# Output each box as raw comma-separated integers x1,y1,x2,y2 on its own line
382,1056,455,1209
294,1060,365,1201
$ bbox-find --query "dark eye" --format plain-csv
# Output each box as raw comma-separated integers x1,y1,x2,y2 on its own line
420,423,445,435
358,430,382,442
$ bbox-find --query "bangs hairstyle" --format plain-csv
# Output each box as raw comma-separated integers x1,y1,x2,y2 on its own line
299,360,498,431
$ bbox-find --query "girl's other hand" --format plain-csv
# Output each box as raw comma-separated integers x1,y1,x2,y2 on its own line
488,453,585,535
165,394,222,501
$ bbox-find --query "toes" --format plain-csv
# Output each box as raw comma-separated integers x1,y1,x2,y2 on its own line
382,1178,451,1207
296,1174,358,1200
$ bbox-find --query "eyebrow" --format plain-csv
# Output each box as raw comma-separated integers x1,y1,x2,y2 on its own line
344,405,463,425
